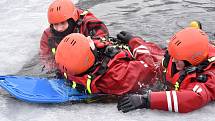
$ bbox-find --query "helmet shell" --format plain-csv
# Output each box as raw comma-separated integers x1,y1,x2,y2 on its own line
55,33,95,75
168,27,209,65
48,0,79,24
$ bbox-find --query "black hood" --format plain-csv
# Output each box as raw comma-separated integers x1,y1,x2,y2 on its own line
50,18,77,44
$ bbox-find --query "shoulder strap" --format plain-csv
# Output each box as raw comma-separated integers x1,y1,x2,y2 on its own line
92,46,120,78
84,46,121,94
174,56,215,90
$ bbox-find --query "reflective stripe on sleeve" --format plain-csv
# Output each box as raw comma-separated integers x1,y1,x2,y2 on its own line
166,91,172,112
193,84,202,93
135,50,150,54
172,91,178,112
140,61,148,67
133,45,148,54
133,45,150,58
193,85,199,92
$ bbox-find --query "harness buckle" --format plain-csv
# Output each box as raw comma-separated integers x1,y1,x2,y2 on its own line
174,82,179,90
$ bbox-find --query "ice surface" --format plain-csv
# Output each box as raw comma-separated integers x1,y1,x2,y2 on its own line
0,0,215,121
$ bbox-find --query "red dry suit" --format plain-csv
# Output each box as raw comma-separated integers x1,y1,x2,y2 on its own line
150,44,215,113
67,37,164,95
39,9,109,70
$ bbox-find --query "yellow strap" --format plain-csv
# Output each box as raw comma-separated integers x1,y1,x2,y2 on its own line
174,82,179,91
72,81,77,88
87,75,92,94
63,73,76,88
51,48,56,55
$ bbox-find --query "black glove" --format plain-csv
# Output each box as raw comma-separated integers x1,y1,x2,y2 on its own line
117,93,150,113
117,31,134,44
104,46,120,58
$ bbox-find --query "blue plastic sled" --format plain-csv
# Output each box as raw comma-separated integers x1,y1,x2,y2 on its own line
0,76,95,103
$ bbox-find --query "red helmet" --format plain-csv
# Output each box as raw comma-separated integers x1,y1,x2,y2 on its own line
55,33,95,75
168,27,209,65
48,0,79,24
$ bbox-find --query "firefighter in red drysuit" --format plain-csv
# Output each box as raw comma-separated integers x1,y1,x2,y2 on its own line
118,27,215,113
40,0,109,72
55,32,164,95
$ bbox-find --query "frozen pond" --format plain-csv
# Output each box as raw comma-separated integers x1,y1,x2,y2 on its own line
0,0,215,121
